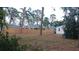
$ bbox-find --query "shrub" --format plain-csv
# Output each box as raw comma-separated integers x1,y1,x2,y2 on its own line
0,32,26,51
0,31,44,51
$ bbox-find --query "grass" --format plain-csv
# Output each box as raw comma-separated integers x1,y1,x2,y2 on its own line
5,28,79,51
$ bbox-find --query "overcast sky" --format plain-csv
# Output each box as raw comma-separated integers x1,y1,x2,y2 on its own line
1,0,79,21
16,7,64,21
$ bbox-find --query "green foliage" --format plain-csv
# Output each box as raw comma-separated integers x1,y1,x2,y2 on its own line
0,7,44,50
43,17,49,28
0,32,26,51
50,21,64,27
0,7,5,19
32,9,42,26
5,7,19,24
50,14,56,21
0,7,27,51
19,7,35,28
0,31,44,51
62,7,79,39
0,7,4,31
0,7,8,31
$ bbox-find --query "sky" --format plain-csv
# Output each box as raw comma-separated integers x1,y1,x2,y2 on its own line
0,0,67,21
16,7,64,21
0,0,79,21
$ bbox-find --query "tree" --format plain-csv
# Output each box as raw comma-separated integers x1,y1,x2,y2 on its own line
52,21,64,27
19,7,34,29
43,17,49,28
62,7,78,39
5,7,19,25
50,14,56,22
32,9,42,26
0,7,8,32
50,14,56,28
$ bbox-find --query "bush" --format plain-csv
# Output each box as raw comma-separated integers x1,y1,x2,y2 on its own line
0,32,44,51
0,32,26,51
64,29,78,39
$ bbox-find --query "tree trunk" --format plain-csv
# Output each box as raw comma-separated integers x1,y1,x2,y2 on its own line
77,16,79,47
19,19,23,33
40,7,44,35
37,20,39,27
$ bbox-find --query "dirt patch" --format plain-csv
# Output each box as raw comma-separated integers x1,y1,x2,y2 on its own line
5,28,79,51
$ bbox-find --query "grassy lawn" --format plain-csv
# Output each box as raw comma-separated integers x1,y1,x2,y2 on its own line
6,28,79,51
